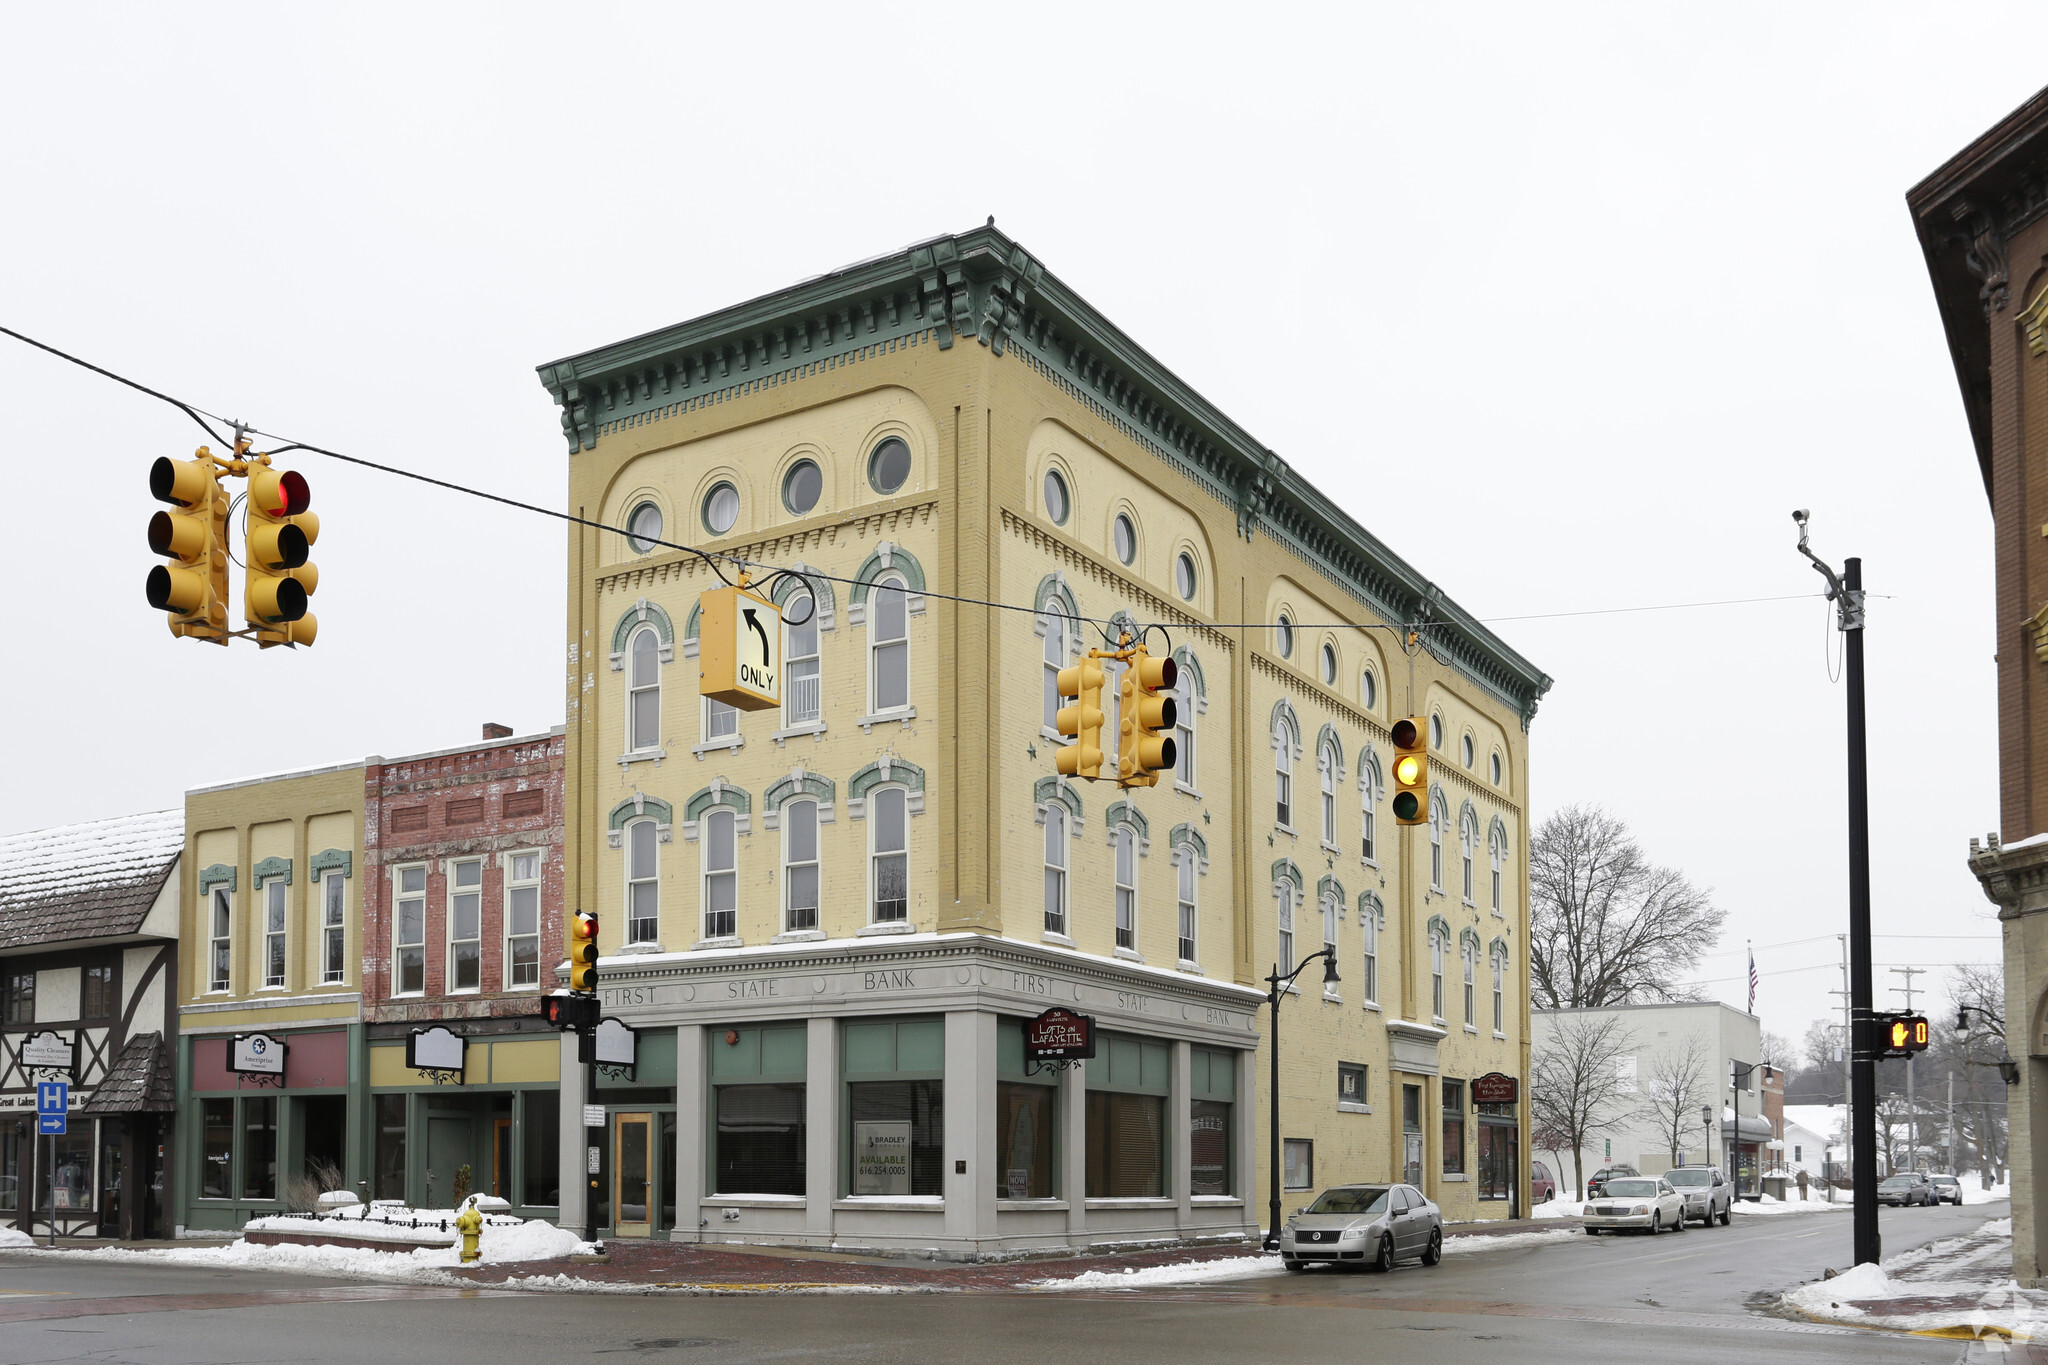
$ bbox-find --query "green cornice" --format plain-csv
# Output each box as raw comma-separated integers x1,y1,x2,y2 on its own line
252,856,292,886
535,225,1551,726
309,848,353,880
198,863,236,894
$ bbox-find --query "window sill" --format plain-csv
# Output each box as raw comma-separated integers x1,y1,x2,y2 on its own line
617,749,666,769
447,988,482,997
692,936,744,951
997,1198,1069,1212
1174,781,1203,800
772,929,827,945
1176,960,1204,976
1042,931,1077,949
691,736,743,761
772,722,826,746
1320,841,1342,858
619,941,667,956
856,921,915,937
701,1195,805,1208
1463,1025,1479,1035
833,1197,944,1211
1493,1031,1507,1041
256,985,287,993
1337,1101,1374,1115
1322,991,1343,1004
1441,1173,1469,1182
1192,1195,1244,1206
1361,1001,1381,1012
1113,947,1145,964
857,707,916,734
1273,824,1296,838
503,984,541,993
1360,857,1379,871
1085,1198,1176,1210
1431,1017,1446,1028
390,992,426,1000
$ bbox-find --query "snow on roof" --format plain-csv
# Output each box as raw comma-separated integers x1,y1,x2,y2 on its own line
0,808,182,950
1782,1104,1843,1138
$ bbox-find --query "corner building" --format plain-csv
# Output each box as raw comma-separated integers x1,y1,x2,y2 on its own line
538,226,1550,1255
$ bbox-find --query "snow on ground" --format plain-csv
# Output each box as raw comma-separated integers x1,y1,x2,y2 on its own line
1783,1218,2048,1339
1033,1227,1583,1290
245,1210,528,1247
1732,1190,1852,1216
1965,1182,2012,1206
1531,1197,1584,1219
0,1228,34,1249
1443,1228,1582,1254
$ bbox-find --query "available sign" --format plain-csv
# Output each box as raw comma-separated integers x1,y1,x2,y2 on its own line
228,1033,287,1076
1471,1072,1518,1104
853,1121,912,1195
1023,1007,1096,1061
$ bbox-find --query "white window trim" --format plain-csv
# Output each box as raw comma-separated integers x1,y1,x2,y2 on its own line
697,808,739,949
693,698,745,761
782,798,823,936
259,875,289,992
623,816,668,952
867,785,913,928
207,886,233,994
623,623,666,763
1039,800,1072,942
320,869,348,986
861,571,919,730
445,858,485,995
1320,892,1341,1002
391,863,428,999
1172,840,1203,972
501,848,544,992
1112,823,1141,962
1429,931,1447,1026
1360,907,1380,1009
782,591,824,736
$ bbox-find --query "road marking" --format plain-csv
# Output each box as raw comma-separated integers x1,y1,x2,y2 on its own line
1645,1252,1704,1264
1793,1230,1828,1239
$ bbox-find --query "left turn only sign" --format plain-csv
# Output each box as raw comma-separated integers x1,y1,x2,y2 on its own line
698,585,781,711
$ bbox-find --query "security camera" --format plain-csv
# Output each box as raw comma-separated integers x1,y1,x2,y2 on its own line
1791,509,1809,525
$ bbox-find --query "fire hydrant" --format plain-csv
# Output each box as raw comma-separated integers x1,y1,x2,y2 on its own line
455,1197,484,1265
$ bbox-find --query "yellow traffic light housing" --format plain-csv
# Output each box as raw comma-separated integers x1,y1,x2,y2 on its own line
1055,658,1107,779
1118,647,1179,788
569,911,601,993
245,463,318,647
1391,717,1428,825
146,452,228,642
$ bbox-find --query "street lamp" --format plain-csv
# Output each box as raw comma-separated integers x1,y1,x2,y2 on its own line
1263,945,1339,1251
1701,1105,1713,1171
1996,1053,2021,1087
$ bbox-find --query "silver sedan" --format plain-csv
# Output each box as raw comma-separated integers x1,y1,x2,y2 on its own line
1281,1183,1444,1272
1582,1176,1688,1235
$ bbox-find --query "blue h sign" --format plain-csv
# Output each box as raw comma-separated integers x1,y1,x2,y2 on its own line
36,1081,67,1136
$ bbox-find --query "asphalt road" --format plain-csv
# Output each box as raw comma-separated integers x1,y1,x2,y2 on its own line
0,1202,2020,1365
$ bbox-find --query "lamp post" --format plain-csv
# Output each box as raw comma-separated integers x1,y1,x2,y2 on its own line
1263,946,1340,1250
1701,1105,1713,1173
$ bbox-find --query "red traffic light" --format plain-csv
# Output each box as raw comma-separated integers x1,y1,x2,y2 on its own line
250,467,311,517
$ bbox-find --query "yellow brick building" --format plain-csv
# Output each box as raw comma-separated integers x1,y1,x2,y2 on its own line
538,226,1549,1254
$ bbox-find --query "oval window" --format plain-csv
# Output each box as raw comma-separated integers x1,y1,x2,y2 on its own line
626,501,663,554
1429,714,1444,749
783,460,822,516
1275,615,1294,659
1044,470,1070,525
1175,552,1197,601
1490,752,1503,785
1361,669,1378,710
1320,642,1338,685
869,436,912,494
1112,513,1136,565
703,482,740,535
1462,734,1475,769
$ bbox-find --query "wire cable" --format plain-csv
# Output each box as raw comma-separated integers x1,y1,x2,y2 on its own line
0,324,230,447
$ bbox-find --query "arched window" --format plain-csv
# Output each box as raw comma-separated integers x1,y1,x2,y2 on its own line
1176,849,1197,963
1428,790,1447,891
1489,821,1508,914
1042,607,1066,732
627,818,660,945
1492,947,1507,1035
870,572,910,713
871,787,909,923
785,593,821,728
701,809,736,941
628,626,661,752
1320,887,1339,966
1278,880,1296,968
1461,734,1475,769
783,798,819,932
1460,806,1479,905
1174,665,1197,790
1429,712,1444,750
1114,825,1137,951
1043,805,1069,936
1319,737,1341,849
1430,926,1447,1023
1359,751,1381,864
1360,899,1379,1005
1275,720,1294,829
1463,939,1478,1028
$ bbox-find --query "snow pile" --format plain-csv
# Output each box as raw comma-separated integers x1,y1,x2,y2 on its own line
1731,1191,1851,1216
17,1218,590,1283
1443,1228,1582,1254
1531,1197,1586,1220
246,1209,528,1247
1035,1253,1278,1289
1783,1218,2048,1339
0,1227,36,1249
1964,1182,2012,1206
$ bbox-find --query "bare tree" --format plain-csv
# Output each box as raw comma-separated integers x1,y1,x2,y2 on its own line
1531,1013,1637,1194
1759,1030,1791,1071
1528,805,1727,1009
1639,1037,1714,1167
1943,963,2009,1181
1800,1018,1840,1073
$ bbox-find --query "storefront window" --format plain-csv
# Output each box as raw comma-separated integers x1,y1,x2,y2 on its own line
522,1090,558,1207
0,1115,28,1209
1283,1138,1313,1190
242,1097,277,1200
1190,1047,1235,1197
996,1020,1057,1200
375,1094,407,1201
201,1099,234,1199
1441,1080,1465,1176
712,1024,807,1196
843,1018,944,1196
51,1132,91,1211
1084,1032,1170,1199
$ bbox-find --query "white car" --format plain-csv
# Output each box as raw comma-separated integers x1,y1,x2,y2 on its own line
1582,1176,1688,1235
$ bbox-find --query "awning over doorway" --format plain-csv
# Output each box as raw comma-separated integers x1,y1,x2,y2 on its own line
79,1032,174,1114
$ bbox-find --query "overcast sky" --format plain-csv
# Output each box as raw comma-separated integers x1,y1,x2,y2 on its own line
3,4,2036,1050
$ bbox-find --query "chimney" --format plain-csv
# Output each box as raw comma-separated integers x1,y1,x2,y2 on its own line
483,722,513,740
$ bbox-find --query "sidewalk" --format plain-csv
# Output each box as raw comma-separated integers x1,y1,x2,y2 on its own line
1781,1217,2048,1346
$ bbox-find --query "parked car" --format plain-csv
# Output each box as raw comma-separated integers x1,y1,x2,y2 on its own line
1585,1164,1640,1199
1876,1173,1935,1207
1582,1176,1688,1235
1663,1166,1733,1226
1531,1160,1557,1204
1281,1183,1444,1273
1928,1174,1965,1206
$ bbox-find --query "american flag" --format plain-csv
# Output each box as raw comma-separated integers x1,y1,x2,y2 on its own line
1747,945,1758,1013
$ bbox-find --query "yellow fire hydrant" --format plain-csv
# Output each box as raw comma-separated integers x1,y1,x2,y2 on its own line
455,1197,484,1265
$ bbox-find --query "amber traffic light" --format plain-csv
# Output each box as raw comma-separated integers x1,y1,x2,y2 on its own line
146,453,228,642
245,463,319,648
1391,717,1429,824
1055,657,1107,780
1118,648,1178,788
569,911,600,993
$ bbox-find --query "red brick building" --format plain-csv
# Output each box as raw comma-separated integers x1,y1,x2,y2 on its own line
361,724,567,1209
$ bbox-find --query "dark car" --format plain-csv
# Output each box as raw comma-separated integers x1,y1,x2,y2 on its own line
1586,1164,1640,1199
1928,1174,1965,1206
1531,1160,1556,1204
1877,1173,1934,1207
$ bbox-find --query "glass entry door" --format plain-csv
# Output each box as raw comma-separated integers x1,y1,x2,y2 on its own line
613,1114,652,1238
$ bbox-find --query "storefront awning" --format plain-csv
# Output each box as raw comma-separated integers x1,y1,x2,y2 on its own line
78,1032,174,1114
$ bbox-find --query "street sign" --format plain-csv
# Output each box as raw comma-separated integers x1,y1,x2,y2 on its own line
36,1081,67,1136
697,585,781,711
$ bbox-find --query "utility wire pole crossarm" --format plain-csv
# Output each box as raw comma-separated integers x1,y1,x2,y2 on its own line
1793,510,1879,1266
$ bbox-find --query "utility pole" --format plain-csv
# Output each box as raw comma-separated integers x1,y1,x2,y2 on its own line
1795,513,1878,1265
1891,966,1925,1171
1947,1070,1956,1175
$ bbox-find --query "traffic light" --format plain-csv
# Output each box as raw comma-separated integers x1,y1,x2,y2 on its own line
1876,1013,1930,1057
145,453,228,642
245,463,319,647
1118,648,1178,788
1391,717,1428,824
568,911,600,993
542,992,599,1031
1055,656,1107,779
